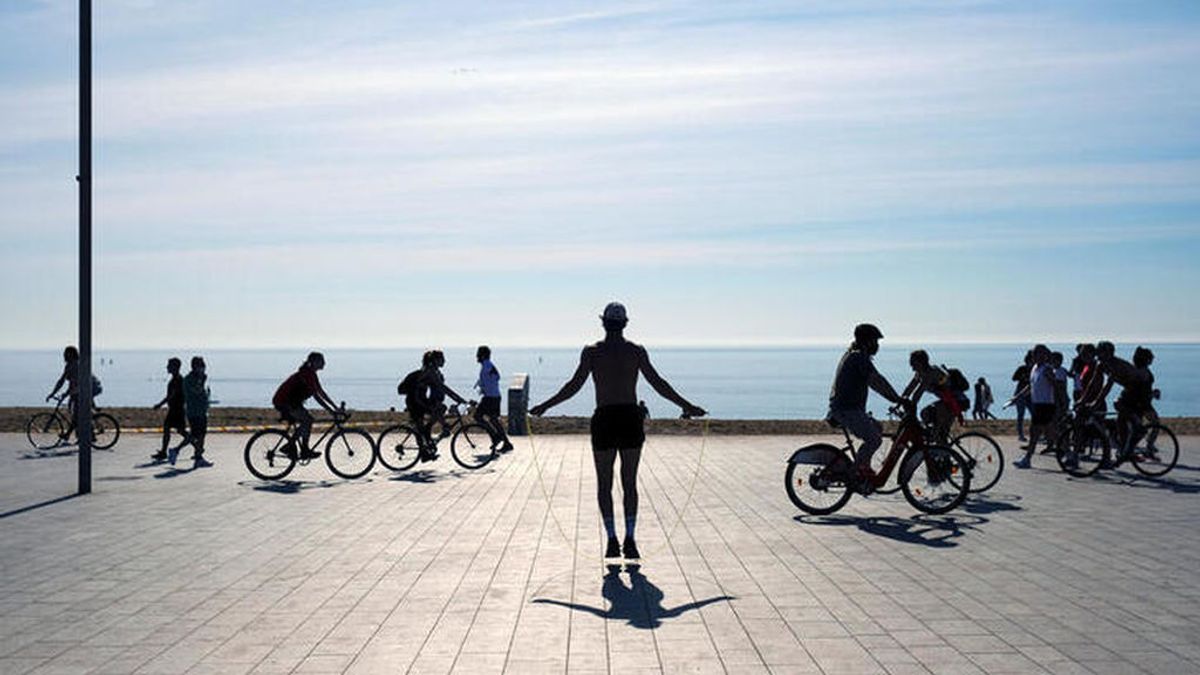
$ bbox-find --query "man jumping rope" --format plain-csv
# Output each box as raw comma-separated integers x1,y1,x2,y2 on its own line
530,302,707,560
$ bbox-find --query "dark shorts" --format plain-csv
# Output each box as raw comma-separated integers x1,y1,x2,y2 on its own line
477,396,501,417
188,415,208,439
164,408,187,432
1031,403,1056,426
591,404,645,452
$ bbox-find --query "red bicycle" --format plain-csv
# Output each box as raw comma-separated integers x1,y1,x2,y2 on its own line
785,403,971,515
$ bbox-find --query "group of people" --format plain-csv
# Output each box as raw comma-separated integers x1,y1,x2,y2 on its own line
151,357,212,467
269,346,514,464
1008,341,1159,468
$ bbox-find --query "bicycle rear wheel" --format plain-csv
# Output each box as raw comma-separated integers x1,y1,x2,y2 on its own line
1130,424,1178,477
900,445,970,514
92,413,120,450
26,413,64,450
785,444,854,515
376,424,422,472
952,431,1003,493
325,428,377,479
1054,424,1106,478
450,424,497,470
244,429,297,480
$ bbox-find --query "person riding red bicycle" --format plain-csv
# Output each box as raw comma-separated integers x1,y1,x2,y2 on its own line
901,349,968,444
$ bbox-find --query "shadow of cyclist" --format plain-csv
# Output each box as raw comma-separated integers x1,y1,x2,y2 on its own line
795,514,987,548
532,564,733,630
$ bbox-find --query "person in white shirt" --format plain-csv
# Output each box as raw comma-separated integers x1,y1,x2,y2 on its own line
474,346,512,453
1014,345,1055,468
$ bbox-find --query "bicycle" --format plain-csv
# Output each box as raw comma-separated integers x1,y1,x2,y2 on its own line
872,408,1003,494
786,403,971,516
26,395,120,451
243,404,376,481
1055,407,1178,478
376,402,498,472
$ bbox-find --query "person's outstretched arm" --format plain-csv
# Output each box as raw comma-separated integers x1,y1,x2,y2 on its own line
434,380,467,405
638,347,706,417
311,375,338,413
530,349,590,415
869,371,904,405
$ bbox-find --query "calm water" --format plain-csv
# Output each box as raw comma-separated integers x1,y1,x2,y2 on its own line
2,345,1196,420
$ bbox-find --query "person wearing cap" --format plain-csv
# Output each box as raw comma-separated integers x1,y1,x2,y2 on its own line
530,302,707,560
827,324,907,490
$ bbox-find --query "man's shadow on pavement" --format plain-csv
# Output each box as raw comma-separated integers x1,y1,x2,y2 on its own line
237,479,366,494
795,513,988,548
532,564,733,630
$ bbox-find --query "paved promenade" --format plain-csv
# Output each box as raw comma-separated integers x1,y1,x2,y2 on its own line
1,430,1198,674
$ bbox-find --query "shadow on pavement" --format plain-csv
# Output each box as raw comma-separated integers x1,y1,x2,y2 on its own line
0,493,82,520
961,492,1023,515
795,513,988,548
1088,471,1200,494
532,564,734,630
238,479,368,494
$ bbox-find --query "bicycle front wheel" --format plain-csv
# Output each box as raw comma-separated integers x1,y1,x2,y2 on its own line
1130,424,1178,477
451,424,497,470
325,428,377,479
244,430,297,480
26,413,65,450
900,445,970,514
952,431,1003,493
92,413,120,450
1054,425,1106,478
376,424,422,472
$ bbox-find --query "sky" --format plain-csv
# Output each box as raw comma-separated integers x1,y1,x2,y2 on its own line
2,0,1199,349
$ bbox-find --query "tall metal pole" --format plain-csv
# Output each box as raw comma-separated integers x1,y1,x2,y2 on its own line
77,0,93,494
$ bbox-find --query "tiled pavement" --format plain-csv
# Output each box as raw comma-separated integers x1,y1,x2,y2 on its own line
1,430,1198,674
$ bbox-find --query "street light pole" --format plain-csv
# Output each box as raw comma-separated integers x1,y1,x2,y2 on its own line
78,0,93,494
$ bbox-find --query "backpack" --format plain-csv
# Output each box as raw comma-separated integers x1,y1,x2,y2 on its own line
945,367,969,393
396,370,422,397
91,375,103,397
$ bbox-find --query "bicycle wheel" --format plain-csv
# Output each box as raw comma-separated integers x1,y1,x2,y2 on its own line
952,431,1003,493
785,444,854,515
91,413,120,450
450,423,498,469
1054,425,1106,478
26,413,65,450
244,429,297,480
376,424,422,472
325,428,377,479
869,433,902,495
1130,424,1179,477
900,445,970,514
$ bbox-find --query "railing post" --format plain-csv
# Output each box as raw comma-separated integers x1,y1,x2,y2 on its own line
507,373,530,436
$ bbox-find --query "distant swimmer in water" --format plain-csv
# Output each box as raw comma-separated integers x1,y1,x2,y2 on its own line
530,302,707,561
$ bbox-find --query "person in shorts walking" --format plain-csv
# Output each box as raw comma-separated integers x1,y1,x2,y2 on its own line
474,346,512,453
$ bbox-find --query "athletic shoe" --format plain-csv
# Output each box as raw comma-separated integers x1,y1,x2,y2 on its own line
1013,457,1031,469
150,451,167,462
193,456,213,468
605,537,621,558
167,446,179,466
622,537,640,560
298,450,320,461
499,441,514,453
854,465,877,496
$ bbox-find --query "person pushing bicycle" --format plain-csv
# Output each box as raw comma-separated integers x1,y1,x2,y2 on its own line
272,352,339,460
827,324,909,491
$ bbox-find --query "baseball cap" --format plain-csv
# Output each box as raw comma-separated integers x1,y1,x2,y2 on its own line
601,302,628,323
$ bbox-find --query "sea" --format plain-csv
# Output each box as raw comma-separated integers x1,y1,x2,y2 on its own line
1,344,1196,420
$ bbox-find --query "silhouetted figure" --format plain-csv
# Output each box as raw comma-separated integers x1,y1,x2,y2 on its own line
827,324,907,488
1011,350,1034,441
1095,343,1155,453
46,346,81,439
398,350,467,462
1049,351,1070,439
152,358,189,463
474,346,513,453
530,302,706,560
1014,345,1054,467
272,352,338,460
532,564,732,629
973,377,995,420
177,356,212,468
901,349,959,443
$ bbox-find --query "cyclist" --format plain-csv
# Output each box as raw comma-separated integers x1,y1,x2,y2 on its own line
474,346,513,453
1109,345,1157,456
900,350,964,444
530,302,706,560
400,350,467,461
827,324,908,491
45,346,85,441
271,352,338,460
151,357,190,463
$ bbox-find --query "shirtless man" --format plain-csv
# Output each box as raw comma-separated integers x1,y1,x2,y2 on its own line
530,302,707,560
